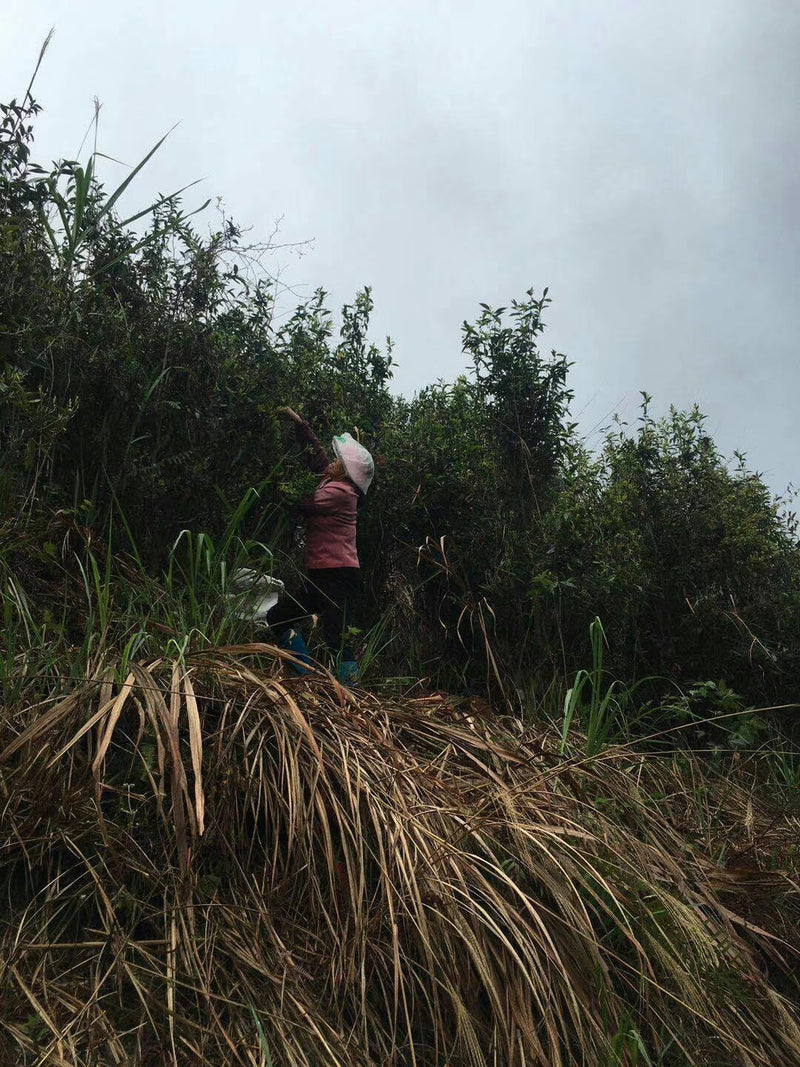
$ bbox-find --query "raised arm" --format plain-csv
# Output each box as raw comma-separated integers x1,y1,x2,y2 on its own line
276,407,331,475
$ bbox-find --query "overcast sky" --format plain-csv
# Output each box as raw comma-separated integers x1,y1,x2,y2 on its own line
4,1,799,493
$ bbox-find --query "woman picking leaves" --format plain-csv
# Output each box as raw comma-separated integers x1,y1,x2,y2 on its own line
270,407,374,684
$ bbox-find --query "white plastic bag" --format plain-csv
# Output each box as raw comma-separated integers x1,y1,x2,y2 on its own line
227,568,284,623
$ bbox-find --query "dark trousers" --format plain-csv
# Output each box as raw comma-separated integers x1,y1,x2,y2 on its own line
266,567,361,661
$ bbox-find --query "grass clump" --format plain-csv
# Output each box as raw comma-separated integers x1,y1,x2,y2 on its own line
1,625,798,1065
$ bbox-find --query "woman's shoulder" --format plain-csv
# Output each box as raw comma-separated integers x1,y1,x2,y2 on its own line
313,479,359,508
318,477,358,494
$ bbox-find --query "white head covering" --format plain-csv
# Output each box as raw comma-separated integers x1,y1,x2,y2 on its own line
331,432,375,493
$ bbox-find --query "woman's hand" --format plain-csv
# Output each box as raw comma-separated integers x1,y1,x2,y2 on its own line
276,406,303,424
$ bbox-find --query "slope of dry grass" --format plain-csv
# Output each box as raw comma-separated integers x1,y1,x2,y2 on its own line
1,645,799,1066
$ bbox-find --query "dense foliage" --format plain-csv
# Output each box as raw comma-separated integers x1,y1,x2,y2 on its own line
3,88,800,716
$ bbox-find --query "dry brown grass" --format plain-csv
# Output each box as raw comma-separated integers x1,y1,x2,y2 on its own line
1,645,799,1066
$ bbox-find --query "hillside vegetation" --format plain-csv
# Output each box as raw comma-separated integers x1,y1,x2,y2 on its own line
1,70,799,1066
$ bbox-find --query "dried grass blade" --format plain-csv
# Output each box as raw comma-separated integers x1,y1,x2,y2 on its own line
91,671,136,777
183,669,205,836
267,680,324,767
0,685,99,762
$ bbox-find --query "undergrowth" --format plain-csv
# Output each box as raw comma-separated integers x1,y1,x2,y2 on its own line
0,533,799,1066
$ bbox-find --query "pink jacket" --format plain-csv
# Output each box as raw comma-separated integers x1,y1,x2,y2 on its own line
294,421,361,570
